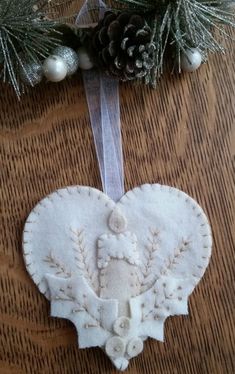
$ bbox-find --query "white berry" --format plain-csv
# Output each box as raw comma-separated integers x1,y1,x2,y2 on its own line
181,48,202,72
42,55,68,82
113,317,131,337
105,336,125,359
126,338,143,358
77,47,94,70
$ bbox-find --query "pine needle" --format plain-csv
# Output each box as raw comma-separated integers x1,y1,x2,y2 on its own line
1,0,234,94
0,0,61,97
112,0,235,86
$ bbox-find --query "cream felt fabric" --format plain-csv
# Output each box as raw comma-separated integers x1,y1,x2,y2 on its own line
23,184,212,370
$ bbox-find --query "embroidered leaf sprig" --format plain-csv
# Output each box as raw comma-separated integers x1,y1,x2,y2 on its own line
71,228,99,292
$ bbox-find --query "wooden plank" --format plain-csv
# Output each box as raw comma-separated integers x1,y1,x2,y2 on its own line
0,5,234,373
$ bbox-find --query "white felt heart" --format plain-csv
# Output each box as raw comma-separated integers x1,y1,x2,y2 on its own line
23,184,212,370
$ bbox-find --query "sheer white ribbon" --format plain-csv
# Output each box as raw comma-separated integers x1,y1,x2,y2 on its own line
76,0,124,202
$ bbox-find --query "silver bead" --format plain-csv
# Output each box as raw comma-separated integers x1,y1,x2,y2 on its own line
77,47,94,70
19,62,43,86
53,46,79,76
180,48,202,72
42,55,68,82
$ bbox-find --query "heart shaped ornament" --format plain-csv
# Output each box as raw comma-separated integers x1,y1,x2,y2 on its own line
23,184,212,370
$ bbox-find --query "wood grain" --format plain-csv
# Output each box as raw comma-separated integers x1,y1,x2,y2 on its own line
0,6,234,373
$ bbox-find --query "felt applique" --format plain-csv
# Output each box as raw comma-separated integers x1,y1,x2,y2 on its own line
23,184,212,370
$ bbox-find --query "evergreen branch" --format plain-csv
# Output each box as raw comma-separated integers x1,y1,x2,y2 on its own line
111,0,235,86
0,0,62,96
1,0,234,93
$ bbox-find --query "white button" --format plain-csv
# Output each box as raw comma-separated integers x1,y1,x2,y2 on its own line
105,336,125,358
126,338,143,358
113,316,131,337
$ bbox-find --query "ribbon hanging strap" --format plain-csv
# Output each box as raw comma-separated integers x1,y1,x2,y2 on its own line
76,0,124,202
83,71,124,202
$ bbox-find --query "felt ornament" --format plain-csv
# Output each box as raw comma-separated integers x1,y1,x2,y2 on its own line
23,184,212,370
21,1,214,370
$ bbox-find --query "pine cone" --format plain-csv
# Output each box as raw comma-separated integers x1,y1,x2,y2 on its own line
90,11,156,81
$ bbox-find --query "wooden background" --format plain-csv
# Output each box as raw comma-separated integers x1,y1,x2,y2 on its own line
0,3,235,373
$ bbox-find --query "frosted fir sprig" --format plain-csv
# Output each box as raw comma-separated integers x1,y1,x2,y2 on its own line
0,0,62,96
1,0,235,95
111,0,235,86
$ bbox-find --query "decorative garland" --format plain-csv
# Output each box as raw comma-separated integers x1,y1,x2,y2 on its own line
0,0,235,97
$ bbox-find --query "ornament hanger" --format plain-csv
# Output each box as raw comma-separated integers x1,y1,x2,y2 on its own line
84,70,124,201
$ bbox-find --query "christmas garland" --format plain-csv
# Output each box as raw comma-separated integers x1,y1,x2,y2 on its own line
0,0,234,97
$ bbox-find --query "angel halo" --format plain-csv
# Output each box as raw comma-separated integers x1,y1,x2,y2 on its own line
23,184,212,370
